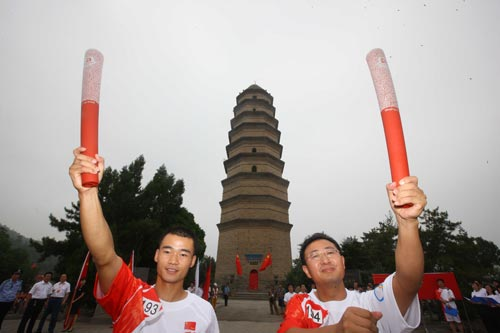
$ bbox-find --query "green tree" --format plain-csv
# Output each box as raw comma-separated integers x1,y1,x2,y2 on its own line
285,258,311,289
341,236,367,270
419,207,464,272
420,207,500,286
32,156,206,288
359,215,397,274
0,225,31,281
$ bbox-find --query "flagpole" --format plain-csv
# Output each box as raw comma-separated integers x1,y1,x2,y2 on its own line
195,258,200,289
63,251,91,330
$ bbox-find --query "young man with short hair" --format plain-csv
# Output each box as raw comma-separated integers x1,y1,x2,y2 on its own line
278,176,426,333
69,147,219,333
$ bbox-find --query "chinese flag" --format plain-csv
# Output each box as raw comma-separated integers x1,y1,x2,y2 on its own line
202,262,212,300
184,321,197,330
235,254,243,276
63,251,91,330
259,253,272,271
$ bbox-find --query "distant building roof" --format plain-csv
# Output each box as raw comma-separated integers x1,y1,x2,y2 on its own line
246,83,264,91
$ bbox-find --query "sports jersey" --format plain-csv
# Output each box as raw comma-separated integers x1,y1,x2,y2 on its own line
278,273,420,333
94,260,219,333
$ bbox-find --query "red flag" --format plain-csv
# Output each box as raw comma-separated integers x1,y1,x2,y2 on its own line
235,254,243,276
202,262,212,300
63,251,91,330
127,250,135,274
259,253,272,271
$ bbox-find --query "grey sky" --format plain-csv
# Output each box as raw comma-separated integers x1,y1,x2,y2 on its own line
1,0,499,260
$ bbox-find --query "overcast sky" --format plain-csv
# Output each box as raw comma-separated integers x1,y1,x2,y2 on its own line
1,0,499,260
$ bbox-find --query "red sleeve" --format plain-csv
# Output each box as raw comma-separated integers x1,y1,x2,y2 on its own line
93,260,145,321
277,294,308,333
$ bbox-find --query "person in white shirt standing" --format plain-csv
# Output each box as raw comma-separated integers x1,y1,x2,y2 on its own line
35,273,71,333
436,279,464,333
283,284,295,309
17,272,53,333
471,280,487,298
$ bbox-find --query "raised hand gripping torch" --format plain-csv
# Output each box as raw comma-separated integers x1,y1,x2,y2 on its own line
80,49,104,187
366,48,409,185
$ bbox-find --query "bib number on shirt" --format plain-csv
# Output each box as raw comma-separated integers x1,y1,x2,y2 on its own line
306,302,324,324
143,299,161,317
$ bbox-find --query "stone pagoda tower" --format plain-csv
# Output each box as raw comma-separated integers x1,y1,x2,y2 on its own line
215,84,292,293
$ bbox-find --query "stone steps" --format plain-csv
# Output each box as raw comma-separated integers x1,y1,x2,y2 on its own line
230,291,268,300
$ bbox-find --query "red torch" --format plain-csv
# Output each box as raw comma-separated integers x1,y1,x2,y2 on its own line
80,49,103,187
366,48,409,185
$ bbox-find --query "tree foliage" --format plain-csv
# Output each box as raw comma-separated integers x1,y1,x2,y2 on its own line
419,207,500,285
285,258,312,290
0,225,31,280
340,215,398,278
32,156,206,287
288,207,500,291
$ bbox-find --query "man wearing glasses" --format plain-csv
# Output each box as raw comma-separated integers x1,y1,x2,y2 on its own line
69,147,219,333
278,176,426,333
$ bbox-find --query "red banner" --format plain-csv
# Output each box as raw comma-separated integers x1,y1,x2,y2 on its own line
202,262,212,300
372,272,462,300
63,251,91,330
235,254,242,276
259,253,272,272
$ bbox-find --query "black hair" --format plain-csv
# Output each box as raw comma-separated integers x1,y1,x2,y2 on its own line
44,272,53,276
157,225,199,255
299,232,342,265
436,278,444,283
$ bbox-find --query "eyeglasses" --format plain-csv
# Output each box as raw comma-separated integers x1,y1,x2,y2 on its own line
306,248,341,262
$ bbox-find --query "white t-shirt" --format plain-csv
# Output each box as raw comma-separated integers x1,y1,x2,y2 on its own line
438,288,457,309
284,292,295,304
143,291,219,333
471,288,487,298
51,281,71,298
486,293,500,303
308,273,420,332
29,281,53,299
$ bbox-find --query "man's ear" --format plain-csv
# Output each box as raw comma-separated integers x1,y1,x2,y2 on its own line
190,255,197,268
302,265,312,279
154,249,159,263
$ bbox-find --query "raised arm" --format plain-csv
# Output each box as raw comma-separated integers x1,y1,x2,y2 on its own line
387,176,426,316
69,147,122,294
